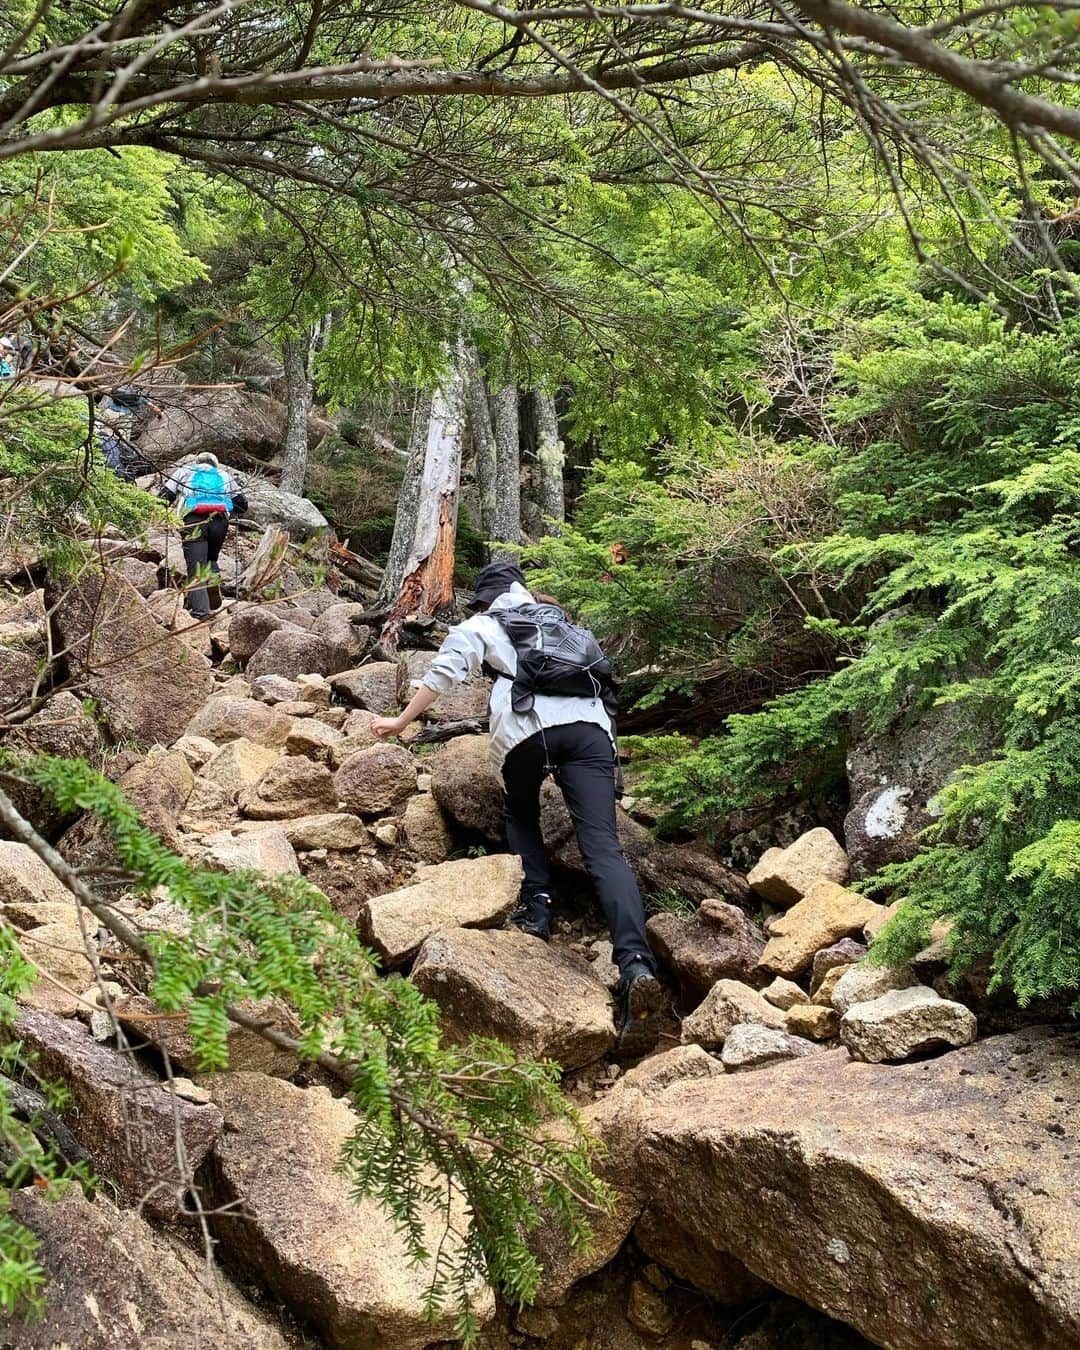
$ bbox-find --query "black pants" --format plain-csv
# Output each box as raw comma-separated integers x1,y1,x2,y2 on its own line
180,512,229,618
501,722,654,974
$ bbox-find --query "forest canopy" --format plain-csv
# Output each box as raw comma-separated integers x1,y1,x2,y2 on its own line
0,0,1079,1333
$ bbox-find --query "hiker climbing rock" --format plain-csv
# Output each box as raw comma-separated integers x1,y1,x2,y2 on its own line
371,560,662,1039
159,452,248,619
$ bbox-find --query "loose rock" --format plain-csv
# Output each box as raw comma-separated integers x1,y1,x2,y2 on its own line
201,827,300,876
334,743,416,815
784,1003,839,1040
831,960,919,1016
758,882,884,978
721,1022,824,1072
361,853,521,966
680,979,785,1050
746,828,850,907
401,793,454,863
185,694,293,749
428,734,505,840
840,985,977,1062
311,603,373,669
413,927,616,1071
241,756,338,820
330,661,400,714
647,899,766,1002
247,628,340,682
761,976,809,1011
810,938,867,993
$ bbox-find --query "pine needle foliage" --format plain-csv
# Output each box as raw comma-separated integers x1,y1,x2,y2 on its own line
628,297,1080,1007
15,754,611,1336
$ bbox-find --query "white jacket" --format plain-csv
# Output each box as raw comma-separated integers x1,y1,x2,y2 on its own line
419,583,615,771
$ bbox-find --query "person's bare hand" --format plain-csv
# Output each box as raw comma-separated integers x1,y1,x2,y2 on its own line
370,715,405,740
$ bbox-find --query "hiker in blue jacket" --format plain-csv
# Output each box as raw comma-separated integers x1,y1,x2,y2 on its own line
159,453,248,619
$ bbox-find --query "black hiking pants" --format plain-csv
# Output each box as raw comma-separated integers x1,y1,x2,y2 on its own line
501,721,655,974
180,511,229,619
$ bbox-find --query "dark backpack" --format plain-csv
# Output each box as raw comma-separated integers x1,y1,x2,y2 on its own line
489,603,618,716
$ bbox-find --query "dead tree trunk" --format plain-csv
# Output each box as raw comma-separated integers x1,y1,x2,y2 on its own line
279,332,313,497
464,345,497,542
534,388,565,535
378,353,466,653
378,390,431,609
491,383,521,555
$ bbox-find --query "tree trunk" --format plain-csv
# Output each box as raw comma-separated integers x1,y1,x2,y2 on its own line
464,345,497,541
378,351,467,652
378,390,432,607
534,389,565,535
491,383,521,554
279,331,313,497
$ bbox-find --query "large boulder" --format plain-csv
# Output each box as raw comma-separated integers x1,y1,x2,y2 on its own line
49,567,213,747
636,1028,1080,1350
59,745,194,869
530,1046,725,1306
311,603,374,669
184,694,293,749
334,743,416,815
240,756,337,820
757,882,884,978
839,985,977,1062
0,644,39,715
116,991,299,1077
15,921,94,1017
647,899,766,1003
360,853,521,966
138,386,299,464
330,662,400,714
206,1073,493,1347
398,651,491,724
7,1188,290,1349
246,628,340,682
412,928,616,1071
428,735,504,840
1,690,102,835
228,604,285,661
747,828,850,907
241,478,329,539
15,1009,223,1221
844,698,995,879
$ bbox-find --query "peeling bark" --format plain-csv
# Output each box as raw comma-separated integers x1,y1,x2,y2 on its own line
379,354,466,652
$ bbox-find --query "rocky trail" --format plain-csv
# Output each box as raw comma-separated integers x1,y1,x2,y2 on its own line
0,516,1076,1350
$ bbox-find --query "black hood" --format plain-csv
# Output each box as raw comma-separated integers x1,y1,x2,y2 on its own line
466,561,527,611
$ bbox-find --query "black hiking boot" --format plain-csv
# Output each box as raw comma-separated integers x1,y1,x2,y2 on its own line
509,891,553,942
614,959,663,1056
